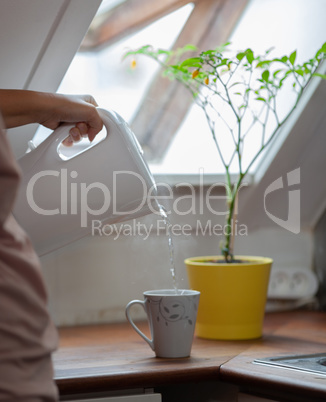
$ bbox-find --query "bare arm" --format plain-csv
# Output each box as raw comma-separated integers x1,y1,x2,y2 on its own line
0,90,103,145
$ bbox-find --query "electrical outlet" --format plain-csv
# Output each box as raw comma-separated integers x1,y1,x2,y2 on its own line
267,267,318,300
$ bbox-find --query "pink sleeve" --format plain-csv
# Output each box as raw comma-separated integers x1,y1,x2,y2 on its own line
0,116,59,401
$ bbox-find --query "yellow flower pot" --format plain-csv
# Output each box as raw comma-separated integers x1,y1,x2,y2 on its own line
185,256,272,340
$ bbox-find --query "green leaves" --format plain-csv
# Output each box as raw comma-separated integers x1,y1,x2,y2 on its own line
180,57,202,68
236,52,245,61
214,42,231,53
182,44,198,52
261,70,270,82
289,50,297,65
122,42,326,128
315,42,326,58
123,45,172,62
313,73,326,80
246,49,254,64
273,69,282,77
236,48,254,64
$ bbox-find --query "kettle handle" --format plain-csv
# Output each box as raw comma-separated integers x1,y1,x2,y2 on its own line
18,107,147,177
44,107,112,161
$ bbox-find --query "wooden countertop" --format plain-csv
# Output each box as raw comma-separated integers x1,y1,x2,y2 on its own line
54,311,326,400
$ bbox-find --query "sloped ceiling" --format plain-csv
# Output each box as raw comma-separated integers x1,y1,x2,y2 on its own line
0,0,102,158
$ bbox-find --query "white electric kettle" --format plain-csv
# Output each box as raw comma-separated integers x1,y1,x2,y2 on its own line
13,108,157,256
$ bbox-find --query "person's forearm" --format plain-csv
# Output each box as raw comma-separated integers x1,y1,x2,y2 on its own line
0,89,103,143
0,89,50,129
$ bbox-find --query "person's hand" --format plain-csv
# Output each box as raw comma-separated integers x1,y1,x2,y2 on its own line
0,90,104,146
39,93,103,147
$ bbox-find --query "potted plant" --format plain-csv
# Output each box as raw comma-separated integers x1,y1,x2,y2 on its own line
125,42,326,339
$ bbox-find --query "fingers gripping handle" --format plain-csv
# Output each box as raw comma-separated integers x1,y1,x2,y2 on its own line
47,107,111,156
125,300,154,351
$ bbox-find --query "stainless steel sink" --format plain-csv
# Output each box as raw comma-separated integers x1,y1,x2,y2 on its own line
254,353,326,375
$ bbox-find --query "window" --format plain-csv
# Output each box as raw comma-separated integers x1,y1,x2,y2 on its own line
34,0,326,176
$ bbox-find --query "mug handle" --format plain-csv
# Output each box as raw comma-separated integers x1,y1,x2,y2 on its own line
125,300,154,351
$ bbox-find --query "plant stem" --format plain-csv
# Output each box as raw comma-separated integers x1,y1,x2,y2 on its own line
222,172,243,262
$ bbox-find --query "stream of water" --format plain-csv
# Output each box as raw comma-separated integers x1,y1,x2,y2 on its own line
157,203,177,291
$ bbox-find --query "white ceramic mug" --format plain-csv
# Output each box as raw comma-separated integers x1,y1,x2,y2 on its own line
125,289,200,358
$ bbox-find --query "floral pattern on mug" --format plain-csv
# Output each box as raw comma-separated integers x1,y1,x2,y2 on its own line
147,295,198,326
